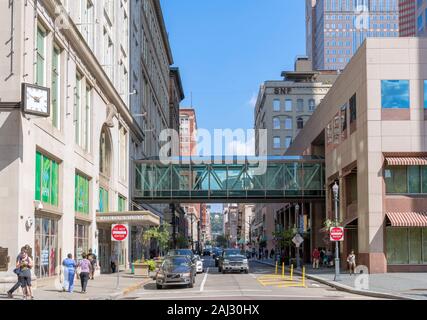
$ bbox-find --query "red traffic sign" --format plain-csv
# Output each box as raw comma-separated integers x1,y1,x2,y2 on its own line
330,227,344,242
111,224,128,242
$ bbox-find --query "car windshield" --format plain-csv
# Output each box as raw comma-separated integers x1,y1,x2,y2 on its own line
224,250,244,257
169,249,193,256
163,257,189,267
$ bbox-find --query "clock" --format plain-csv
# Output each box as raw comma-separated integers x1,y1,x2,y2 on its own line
21,83,50,117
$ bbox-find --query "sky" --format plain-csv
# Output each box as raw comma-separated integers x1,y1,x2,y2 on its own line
161,0,306,157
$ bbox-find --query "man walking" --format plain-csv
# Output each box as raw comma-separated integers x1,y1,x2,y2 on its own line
312,248,320,269
87,249,97,280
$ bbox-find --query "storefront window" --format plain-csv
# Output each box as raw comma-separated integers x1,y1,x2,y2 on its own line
34,216,58,278
385,166,407,193
423,228,427,264
74,223,89,262
386,166,427,194
35,152,59,206
408,166,421,194
387,227,427,265
409,228,422,264
75,173,90,214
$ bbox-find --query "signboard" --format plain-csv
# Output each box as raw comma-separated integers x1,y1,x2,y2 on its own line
111,224,128,242
330,227,344,242
292,234,304,247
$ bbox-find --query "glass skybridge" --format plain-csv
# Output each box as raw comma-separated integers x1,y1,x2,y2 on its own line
133,156,325,203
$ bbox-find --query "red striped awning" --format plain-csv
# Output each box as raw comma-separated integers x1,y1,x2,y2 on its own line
385,157,427,166
386,212,427,227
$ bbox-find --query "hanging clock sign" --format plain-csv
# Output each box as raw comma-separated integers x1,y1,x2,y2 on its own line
21,83,50,117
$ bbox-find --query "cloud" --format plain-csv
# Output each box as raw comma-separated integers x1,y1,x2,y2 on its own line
225,136,255,156
248,93,258,108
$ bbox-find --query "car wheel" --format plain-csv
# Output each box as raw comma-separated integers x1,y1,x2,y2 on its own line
156,283,163,290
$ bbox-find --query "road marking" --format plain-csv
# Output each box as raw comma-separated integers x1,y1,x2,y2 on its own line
200,267,209,292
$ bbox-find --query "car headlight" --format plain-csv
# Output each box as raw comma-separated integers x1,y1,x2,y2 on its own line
243,259,248,264
181,273,191,277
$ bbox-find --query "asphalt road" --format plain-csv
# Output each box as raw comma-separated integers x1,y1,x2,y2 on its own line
120,256,381,300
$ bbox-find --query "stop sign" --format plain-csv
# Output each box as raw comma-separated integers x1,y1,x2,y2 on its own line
111,224,128,242
330,227,344,242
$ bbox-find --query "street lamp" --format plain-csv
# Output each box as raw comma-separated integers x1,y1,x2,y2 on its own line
332,182,341,281
295,204,301,269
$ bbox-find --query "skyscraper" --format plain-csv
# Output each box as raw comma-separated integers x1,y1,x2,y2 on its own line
307,0,400,71
415,0,427,36
399,0,416,36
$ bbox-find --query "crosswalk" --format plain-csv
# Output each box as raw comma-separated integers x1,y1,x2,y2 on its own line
256,264,307,288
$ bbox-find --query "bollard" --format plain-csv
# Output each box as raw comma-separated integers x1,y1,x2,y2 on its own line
282,262,285,279
302,266,306,287
275,261,278,275
290,263,294,281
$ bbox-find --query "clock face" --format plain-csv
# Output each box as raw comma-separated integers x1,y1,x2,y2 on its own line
22,83,50,117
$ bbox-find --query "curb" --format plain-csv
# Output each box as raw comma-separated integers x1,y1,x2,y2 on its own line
253,260,414,300
91,277,152,300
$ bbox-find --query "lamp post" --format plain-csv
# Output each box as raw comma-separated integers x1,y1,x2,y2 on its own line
332,182,341,281
295,204,301,269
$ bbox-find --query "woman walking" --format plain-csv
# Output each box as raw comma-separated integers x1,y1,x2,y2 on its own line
78,254,92,293
62,254,77,293
347,250,357,275
17,250,33,300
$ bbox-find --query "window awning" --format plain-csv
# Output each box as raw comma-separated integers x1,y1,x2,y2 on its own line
385,157,427,166
386,212,427,227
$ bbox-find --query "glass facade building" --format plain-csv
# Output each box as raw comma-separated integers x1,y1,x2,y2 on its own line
310,0,400,70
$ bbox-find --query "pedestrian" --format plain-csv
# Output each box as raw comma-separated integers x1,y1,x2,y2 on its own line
319,248,325,266
7,246,30,299
78,253,92,294
312,248,320,269
264,249,269,260
87,249,97,280
63,254,77,293
270,248,275,260
347,250,357,275
110,253,117,273
17,250,33,300
325,248,332,267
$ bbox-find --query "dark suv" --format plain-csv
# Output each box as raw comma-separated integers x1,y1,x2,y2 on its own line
218,249,249,274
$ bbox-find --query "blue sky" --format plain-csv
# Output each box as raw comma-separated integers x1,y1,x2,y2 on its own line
161,0,306,155
161,1,306,212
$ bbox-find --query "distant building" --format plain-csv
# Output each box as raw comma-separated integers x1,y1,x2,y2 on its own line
223,204,239,248
415,0,427,36
399,0,416,36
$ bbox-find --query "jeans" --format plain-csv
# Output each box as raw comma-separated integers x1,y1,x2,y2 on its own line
80,272,89,292
67,269,75,292
8,276,22,294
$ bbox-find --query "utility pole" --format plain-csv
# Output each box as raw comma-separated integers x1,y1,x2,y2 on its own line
170,203,177,249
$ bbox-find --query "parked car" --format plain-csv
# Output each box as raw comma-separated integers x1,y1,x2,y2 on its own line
167,249,195,261
156,255,196,289
194,255,204,273
218,249,249,274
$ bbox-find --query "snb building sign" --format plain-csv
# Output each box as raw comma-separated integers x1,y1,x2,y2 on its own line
111,224,128,242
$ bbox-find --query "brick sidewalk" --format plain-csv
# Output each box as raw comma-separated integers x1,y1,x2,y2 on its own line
254,259,427,300
0,272,151,300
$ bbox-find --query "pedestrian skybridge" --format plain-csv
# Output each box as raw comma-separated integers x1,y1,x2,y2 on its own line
133,156,325,203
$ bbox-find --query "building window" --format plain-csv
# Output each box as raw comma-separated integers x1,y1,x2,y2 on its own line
384,166,427,194
285,99,293,112
100,127,112,177
285,137,292,149
35,26,46,86
75,173,90,215
309,99,316,111
35,151,59,207
285,118,292,130
273,117,281,129
424,80,427,109
341,104,347,132
51,45,61,129
386,228,427,265
119,125,128,182
74,223,89,262
297,99,304,112
349,94,357,123
118,195,127,212
273,99,281,112
273,137,281,149
99,187,109,213
381,80,410,109
297,117,304,129
34,216,58,278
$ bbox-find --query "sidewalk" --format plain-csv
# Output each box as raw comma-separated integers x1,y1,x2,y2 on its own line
254,259,427,300
0,272,152,301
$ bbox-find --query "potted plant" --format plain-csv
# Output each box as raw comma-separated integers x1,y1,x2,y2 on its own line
132,259,150,277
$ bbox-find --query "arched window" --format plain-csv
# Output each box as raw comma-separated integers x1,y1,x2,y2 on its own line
273,117,281,129
297,117,304,129
99,127,112,177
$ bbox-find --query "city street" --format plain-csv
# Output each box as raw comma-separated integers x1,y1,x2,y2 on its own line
119,257,381,300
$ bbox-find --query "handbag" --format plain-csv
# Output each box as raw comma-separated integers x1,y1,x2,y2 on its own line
13,268,21,275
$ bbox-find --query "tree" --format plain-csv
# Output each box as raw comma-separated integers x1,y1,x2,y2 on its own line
272,229,295,251
176,234,189,249
141,224,171,254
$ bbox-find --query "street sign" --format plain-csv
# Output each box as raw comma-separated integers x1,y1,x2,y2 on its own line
292,234,304,247
330,227,344,242
111,224,128,242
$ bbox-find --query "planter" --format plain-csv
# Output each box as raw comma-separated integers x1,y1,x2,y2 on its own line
133,263,150,277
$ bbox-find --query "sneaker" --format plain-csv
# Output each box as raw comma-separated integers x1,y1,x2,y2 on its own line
7,292,13,299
